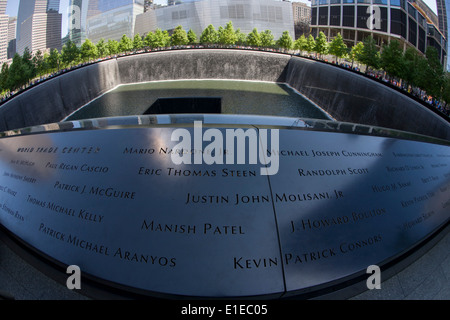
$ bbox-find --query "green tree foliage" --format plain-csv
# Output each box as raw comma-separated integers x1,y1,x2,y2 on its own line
171,26,189,45
96,38,109,57
133,33,144,50
419,47,445,98
380,40,404,79
442,73,450,104
277,31,293,50
118,34,133,52
7,53,33,90
306,34,316,53
200,24,218,44
187,29,197,44
359,36,380,70
106,39,120,54
260,30,275,47
47,48,60,71
22,47,36,80
235,28,246,45
80,39,98,62
0,63,9,92
61,40,80,67
151,29,170,48
32,49,45,77
293,34,307,53
350,41,364,66
314,31,328,58
143,32,154,47
328,33,347,63
246,28,261,47
218,21,237,45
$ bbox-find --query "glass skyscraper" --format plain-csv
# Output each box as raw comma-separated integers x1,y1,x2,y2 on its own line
135,0,295,41
86,0,145,43
16,0,62,55
310,0,447,67
436,0,449,69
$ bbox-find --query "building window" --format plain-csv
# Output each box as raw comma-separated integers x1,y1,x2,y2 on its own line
391,8,406,38
342,5,355,27
407,3,417,19
319,6,328,25
408,17,417,46
330,6,341,26
390,0,401,6
311,7,317,25
356,5,369,29
373,0,388,4
418,27,426,53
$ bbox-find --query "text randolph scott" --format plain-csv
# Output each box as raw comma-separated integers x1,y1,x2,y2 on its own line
170,121,279,175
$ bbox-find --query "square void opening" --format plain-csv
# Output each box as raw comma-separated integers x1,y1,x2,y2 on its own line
143,97,222,114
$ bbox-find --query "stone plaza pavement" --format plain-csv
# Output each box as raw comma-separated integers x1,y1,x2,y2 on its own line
0,226,448,300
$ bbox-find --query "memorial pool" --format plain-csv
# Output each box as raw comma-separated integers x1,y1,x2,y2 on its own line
65,80,332,121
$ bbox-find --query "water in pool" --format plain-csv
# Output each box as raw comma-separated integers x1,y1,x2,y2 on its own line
65,80,332,121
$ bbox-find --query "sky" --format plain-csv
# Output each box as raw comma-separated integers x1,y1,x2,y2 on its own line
4,0,440,37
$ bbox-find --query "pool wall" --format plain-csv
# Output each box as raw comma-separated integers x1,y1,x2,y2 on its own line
0,49,448,139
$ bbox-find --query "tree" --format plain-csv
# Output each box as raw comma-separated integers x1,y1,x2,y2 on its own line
7,53,32,90
401,47,420,87
118,34,133,52
187,29,197,44
47,48,60,71
235,28,246,45
350,41,364,67
171,25,188,45
133,33,144,50
359,36,380,70
0,63,9,92
96,38,109,57
80,39,98,62
21,47,36,80
442,73,450,105
277,31,293,50
260,30,275,47
61,40,80,67
306,34,316,54
144,32,154,47
293,35,307,53
151,29,170,48
419,47,445,98
246,28,261,47
328,33,347,63
313,31,328,58
380,39,404,79
200,24,218,44
218,21,237,45
32,50,45,77
107,39,120,54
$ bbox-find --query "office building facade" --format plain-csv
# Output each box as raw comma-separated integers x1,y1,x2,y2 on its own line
7,16,16,60
86,0,144,43
0,0,8,64
67,0,89,46
310,0,447,66
292,1,311,38
135,0,295,41
16,0,62,56
435,0,449,69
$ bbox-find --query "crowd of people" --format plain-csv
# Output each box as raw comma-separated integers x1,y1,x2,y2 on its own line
0,44,448,118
